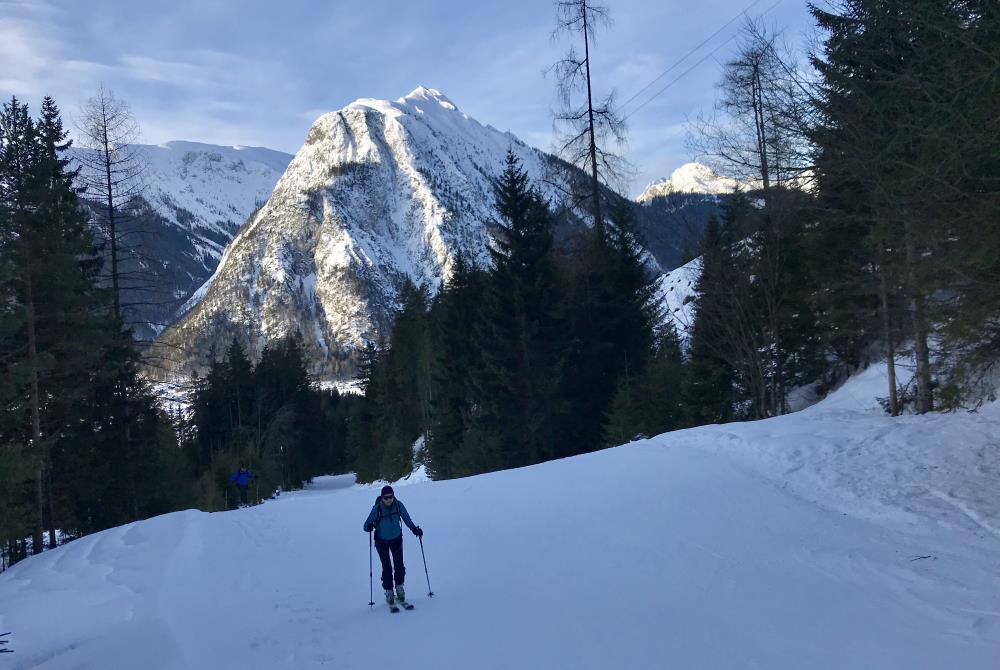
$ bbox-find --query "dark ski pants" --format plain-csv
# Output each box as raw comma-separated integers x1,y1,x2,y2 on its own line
374,536,405,591
237,485,249,506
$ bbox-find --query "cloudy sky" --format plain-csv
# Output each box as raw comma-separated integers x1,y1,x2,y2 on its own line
1,0,817,196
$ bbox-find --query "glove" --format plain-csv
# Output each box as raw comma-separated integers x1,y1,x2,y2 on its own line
414,526,423,538
364,522,374,533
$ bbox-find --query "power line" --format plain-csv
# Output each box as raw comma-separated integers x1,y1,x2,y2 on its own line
620,0,764,113
623,0,784,123
623,34,739,123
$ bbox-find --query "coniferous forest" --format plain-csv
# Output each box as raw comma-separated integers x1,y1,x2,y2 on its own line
2,0,998,572
348,0,1000,477
0,97,360,568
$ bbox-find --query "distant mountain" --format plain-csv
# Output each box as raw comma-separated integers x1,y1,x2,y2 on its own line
154,87,582,378
637,163,739,202
629,163,735,277
135,141,292,261
632,192,720,273
149,88,728,380
71,141,292,340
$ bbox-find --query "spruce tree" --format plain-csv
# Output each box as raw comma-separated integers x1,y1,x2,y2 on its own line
605,322,686,445
225,338,254,436
0,247,32,565
28,97,126,543
348,342,383,483
469,151,566,472
255,332,313,491
0,96,154,550
806,0,1000,409
426,253,485,479
375,281,430,480
604,198,660,377
684,216,738,424
560,197,659,454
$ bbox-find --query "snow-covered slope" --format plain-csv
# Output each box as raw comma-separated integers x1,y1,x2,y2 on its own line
2,378,998,669
71,142,292,338
135,141,292,261
73,141,292,264
154,87,574,378
655,256,700,342
637,162,740,202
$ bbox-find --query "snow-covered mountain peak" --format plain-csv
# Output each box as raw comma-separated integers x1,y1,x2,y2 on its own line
400,85,459,110
340,87,463,124
638,162,739,202
157,88,562,379
151,91,724,380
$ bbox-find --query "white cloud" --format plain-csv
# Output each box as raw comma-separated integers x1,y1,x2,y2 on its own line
0,2,305,152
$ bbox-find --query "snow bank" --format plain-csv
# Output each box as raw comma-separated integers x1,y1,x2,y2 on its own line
2,377,998,668
652,401,1000,537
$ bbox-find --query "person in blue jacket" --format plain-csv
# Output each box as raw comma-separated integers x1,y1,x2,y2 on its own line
228,466,257,507
363,485,423,607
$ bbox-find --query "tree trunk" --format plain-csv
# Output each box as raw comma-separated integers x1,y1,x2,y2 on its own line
752,59,783,417
102,124,121,324
751,62,772,213
879,247,900,416
24,265,45,554
581,5,603,234
126,420,139,521
903,217,933,413
910,293,933,413
46,455,57,549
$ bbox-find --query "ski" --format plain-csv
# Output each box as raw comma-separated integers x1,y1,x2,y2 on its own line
398,601,414,610
389,604,400,613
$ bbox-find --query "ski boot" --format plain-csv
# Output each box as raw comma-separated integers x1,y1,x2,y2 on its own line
385,589,399,613
395,585,414,610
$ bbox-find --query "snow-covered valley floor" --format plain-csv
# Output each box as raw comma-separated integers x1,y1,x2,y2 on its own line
2,374,999,669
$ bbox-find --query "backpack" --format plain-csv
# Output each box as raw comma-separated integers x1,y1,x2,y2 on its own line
372,496,400,537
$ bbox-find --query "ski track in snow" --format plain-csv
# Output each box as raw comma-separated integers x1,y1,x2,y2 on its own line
929,489,1000,541
2,392,1000,668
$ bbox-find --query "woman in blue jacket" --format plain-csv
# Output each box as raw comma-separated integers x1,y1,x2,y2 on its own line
363,485,423,607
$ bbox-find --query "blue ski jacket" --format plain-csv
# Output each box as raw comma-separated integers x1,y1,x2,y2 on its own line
364,498,418,541
229,469,256,487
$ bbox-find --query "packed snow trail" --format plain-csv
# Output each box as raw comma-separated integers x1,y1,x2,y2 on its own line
2,404,999,668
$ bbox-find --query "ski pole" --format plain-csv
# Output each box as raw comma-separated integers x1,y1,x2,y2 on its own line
368,530,375,608
418,535,434,597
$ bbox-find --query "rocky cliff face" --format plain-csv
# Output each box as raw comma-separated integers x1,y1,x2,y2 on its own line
155,88,573,378
152,89,729,380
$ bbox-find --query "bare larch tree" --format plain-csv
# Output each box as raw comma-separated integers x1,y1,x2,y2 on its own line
690,21,817,417
550,0,628,234
75,86,145,326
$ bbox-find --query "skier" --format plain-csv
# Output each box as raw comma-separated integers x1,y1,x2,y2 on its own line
228,466,257,507
363,485,423,610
